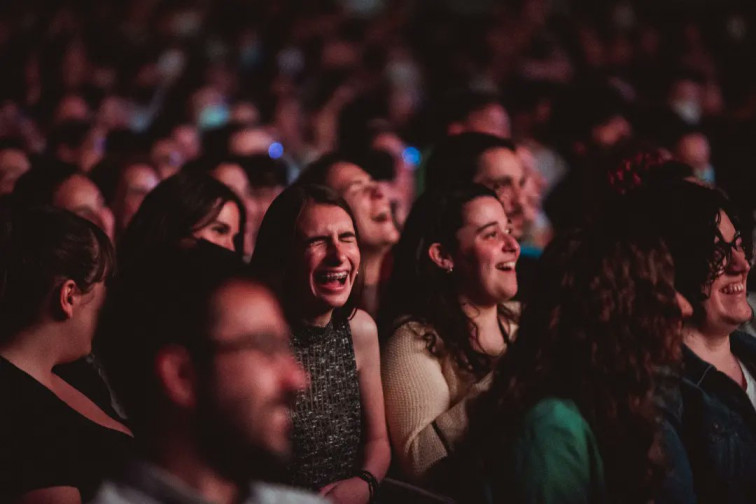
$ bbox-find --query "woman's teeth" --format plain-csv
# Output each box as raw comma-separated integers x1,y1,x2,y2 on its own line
316,272,348,285
721,283,744,294
496,261,516,271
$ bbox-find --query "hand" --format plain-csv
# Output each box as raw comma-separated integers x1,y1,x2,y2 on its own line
319,477,370,504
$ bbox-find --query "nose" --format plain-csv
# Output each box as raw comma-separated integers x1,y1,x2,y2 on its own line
728,246,751,274
325,238,348,264
503,232,520,257
370,182,386,200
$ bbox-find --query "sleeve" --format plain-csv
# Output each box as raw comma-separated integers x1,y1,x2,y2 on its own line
381,324,490,483
511,399,605,504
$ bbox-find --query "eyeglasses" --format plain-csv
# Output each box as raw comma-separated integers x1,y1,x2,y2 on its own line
205,333,292,357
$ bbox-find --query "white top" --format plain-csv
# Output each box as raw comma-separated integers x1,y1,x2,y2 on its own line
738,359,756,410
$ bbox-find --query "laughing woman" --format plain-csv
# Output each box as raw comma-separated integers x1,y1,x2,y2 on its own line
380,185,520,491
250,184,390,504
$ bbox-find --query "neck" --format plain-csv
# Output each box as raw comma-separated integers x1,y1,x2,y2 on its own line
301,308,334,328
148,432,242,504
684,325,734,365
0,324,74,386
460,300,506,357
361,247,388,287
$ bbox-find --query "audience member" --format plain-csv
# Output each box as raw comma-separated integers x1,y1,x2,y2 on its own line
93,243,323,504
468,210,695,503
298,153,400,317
380,185,519,490
118,171,245,270
0,207,132,503
639,181,756,503
251,184,390,503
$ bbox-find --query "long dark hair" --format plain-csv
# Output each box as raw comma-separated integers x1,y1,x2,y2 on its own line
380,185,516,378
471,216,683,502
118,171,245,268
249,183,361,323
0,206,115,340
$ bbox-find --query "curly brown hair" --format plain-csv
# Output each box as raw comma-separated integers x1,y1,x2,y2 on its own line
469,218,684,502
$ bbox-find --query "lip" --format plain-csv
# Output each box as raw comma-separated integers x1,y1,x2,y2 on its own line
313,269,352,291
720,282,745,295
495,261,517,272
372,211,391,223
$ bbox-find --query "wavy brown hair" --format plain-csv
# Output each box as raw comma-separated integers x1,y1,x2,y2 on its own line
470,217,684,502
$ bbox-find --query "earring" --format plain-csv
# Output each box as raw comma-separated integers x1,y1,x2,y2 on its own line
445,266,453,273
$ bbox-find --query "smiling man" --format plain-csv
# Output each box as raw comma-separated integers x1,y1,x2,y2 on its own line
92,244,324,504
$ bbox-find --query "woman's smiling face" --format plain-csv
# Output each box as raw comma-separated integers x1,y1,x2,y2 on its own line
292,203,360,318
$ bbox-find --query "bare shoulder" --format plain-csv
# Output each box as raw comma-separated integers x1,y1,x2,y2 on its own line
348,309,379,353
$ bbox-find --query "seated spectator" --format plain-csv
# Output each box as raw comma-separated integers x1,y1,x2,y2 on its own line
298,153,400,317
12,160,115,240
468,209,695,503
118,171,245,270
380,185,519,490
92,243,323,504
0,207,132,503
639,181,756,503
251,184,390,502
89,156,161,237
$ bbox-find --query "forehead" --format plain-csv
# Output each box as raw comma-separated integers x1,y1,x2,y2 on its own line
325,162,370,193
216,200,241,222
475,147,523,181
210,282,287,340
460,196,508,228
296,203,355,237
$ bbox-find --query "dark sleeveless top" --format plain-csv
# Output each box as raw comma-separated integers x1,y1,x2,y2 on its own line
0,357,132,501
287,315,362,490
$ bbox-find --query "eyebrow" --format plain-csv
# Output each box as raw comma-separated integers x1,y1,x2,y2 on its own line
476,222,499,233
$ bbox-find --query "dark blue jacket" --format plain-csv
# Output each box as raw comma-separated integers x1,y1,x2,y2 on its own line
674,331,756,503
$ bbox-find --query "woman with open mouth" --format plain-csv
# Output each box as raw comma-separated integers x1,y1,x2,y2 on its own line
636,181,756,504
380,184,520,492
250,184,390,504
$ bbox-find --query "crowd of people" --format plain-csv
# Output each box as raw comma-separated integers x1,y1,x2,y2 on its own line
2,0,756,503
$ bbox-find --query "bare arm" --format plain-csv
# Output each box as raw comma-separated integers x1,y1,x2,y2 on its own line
321,310,391,504
350,309,391,482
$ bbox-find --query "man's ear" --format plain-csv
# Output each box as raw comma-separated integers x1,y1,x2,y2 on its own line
58,279,78,320
428,243,454,272
155,345,198,409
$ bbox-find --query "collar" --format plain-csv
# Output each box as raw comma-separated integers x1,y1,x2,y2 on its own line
682,331,756,386
119,460,255,504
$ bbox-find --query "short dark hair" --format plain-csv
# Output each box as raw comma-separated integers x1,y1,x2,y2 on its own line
296,152,355,187
118,171,246,269
249,184,360,323
425,133,516,191
97,242,250,434
0,206,115,339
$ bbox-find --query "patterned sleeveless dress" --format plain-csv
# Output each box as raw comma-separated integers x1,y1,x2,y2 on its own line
287,315,363,490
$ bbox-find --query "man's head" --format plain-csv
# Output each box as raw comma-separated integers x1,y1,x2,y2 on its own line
100,244,306,479
298,153,399,251
425,133,527,239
